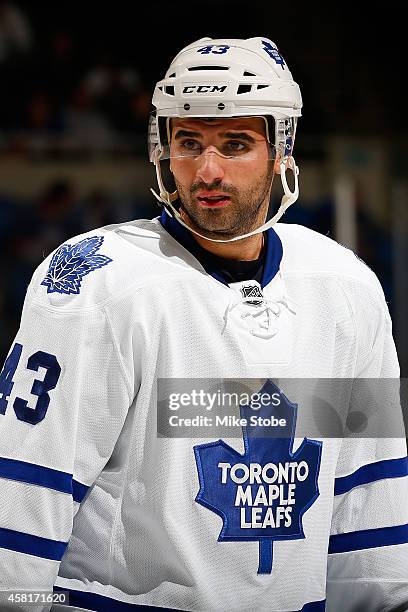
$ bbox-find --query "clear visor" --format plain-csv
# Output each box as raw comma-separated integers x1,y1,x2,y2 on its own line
148,113,277,162
157,141,276,162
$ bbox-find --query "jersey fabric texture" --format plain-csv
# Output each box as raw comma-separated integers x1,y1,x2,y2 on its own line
0,216,407,612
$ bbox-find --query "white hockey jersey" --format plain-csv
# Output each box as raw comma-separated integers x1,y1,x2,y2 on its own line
0,214,407,612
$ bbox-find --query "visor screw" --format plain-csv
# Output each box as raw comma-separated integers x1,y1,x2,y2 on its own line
218,103,226,110
183,103,190,110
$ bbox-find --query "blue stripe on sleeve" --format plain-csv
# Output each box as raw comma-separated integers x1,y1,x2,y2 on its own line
299,600,326,611
0,457,89,501
329,523,408,554
0,456,72,493
334,457,408,496
72,478,89,503
54,587,326,611
0,526,67,560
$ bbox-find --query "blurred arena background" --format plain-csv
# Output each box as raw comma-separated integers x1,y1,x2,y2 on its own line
0,1,406,374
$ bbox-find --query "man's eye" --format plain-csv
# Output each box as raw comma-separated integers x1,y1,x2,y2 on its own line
181,139,201,151
224,141,247,153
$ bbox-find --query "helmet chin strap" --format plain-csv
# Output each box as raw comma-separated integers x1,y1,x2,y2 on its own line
150,157,299,243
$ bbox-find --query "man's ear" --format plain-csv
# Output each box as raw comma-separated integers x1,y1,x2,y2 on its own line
274,156,281,174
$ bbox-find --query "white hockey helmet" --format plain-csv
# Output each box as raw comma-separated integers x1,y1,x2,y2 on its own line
149,37,303,242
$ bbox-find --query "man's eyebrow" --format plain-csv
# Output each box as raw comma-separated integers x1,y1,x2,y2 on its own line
173,129,258,143
223,132,257,143
173,129,202,140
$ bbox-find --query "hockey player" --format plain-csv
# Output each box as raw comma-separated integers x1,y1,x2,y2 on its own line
0,37,407,612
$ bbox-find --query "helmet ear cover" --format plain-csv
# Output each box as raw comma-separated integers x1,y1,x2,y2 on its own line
159,115,169,148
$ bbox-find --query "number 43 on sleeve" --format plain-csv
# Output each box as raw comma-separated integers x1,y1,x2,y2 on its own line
0,343,61,425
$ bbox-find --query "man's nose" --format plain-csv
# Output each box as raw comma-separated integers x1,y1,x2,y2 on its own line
195,147,225,184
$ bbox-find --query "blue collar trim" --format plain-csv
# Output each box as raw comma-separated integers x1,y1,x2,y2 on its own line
160,210,282,288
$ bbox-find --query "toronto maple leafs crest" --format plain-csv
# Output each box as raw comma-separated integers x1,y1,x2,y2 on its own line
41,236,112,295
194,380,322,574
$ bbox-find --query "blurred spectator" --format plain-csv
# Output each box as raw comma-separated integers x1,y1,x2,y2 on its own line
25,91,63,132
0,194,17,239
130,87,152,132
17,179,81,257
0,1,34,132
46,30,80,106
80,188,117,230
0,0,32,63
6,90,64,157
62,84,116,154
83,56,141,132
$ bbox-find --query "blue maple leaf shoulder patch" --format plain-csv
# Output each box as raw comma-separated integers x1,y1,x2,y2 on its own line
41,236,113,295
194,380,322,575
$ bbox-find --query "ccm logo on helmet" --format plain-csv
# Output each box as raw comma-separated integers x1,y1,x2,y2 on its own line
183,85,227,94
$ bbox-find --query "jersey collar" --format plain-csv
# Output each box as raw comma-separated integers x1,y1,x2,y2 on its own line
159,210,282,288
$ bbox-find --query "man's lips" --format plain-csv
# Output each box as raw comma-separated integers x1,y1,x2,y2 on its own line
195,192,231,207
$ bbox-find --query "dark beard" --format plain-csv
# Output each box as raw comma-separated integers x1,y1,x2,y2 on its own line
174,166,274,239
